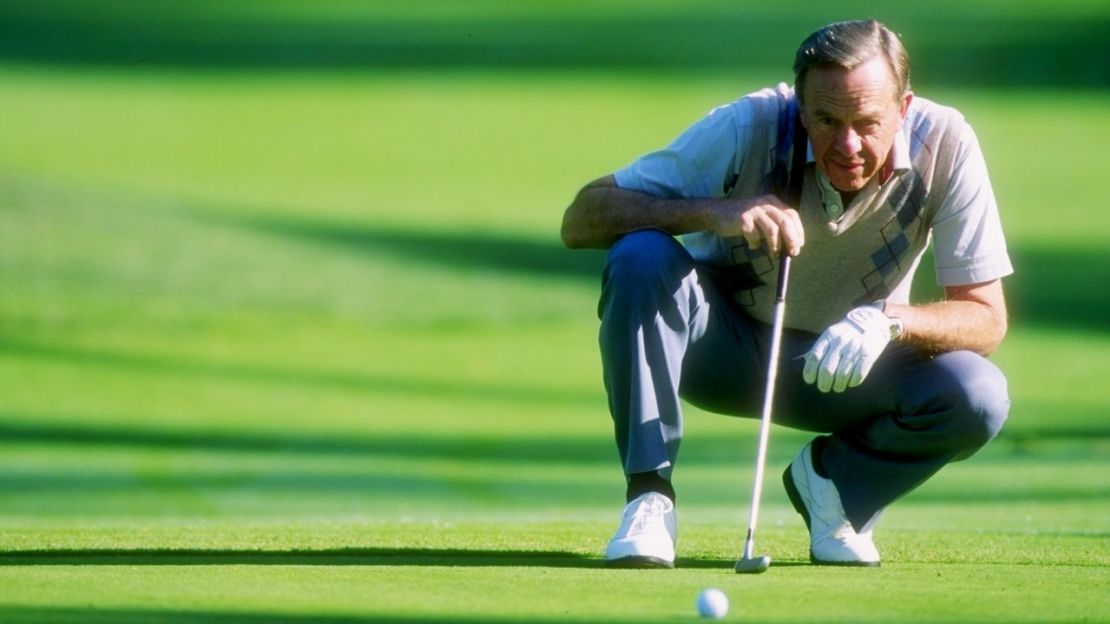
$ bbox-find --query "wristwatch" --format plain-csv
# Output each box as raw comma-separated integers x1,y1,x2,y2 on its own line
889,316,905,341
873,300,905,341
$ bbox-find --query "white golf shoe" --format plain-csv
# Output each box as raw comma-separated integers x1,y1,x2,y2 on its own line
783,441,881,566
604,492,677,568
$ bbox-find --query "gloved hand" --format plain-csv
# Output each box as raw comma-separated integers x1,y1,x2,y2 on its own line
803,305,900,393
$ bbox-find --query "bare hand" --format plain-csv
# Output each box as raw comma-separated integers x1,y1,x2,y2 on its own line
713,195,805,257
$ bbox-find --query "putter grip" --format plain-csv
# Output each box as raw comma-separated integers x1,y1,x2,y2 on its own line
775,254,791,302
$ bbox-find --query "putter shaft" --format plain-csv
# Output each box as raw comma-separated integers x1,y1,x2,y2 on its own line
737,254,791,572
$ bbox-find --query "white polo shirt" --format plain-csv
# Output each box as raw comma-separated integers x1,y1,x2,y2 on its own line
613,93,1013,289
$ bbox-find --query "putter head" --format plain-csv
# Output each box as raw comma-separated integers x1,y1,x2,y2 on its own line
735,555,771,574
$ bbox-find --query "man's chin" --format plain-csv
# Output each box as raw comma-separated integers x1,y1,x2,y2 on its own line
821,166,869,193
830,179,867,194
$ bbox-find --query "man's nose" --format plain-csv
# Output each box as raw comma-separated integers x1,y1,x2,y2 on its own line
835,127,862,156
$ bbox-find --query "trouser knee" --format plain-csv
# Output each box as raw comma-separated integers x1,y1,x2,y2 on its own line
599,229,691,317
941,352,1010,458
604,229,688,281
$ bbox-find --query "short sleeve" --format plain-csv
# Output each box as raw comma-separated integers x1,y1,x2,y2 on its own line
613,99,753,200
930,123,1014,286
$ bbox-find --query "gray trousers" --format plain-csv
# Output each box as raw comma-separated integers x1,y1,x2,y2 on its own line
599,230,1010,529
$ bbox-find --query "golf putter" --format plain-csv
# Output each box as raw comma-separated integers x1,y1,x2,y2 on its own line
735,252,791,574
736,104,805,574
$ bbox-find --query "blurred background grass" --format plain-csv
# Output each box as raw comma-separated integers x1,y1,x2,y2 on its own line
0,2,1107,621
1,0,1106,87
0,0,1106,538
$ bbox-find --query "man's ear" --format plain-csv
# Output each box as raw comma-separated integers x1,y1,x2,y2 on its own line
899,91,914,119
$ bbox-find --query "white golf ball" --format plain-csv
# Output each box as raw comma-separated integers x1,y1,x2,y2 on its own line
696,588,729,619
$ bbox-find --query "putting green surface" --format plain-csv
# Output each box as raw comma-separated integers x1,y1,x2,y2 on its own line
1,3,1108,622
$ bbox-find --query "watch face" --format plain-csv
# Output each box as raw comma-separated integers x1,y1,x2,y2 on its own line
890,318,905,339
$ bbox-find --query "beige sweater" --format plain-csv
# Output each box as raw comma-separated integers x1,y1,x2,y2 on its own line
682,84,964,333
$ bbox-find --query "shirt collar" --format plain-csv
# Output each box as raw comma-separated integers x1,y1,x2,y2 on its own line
884,129,912,183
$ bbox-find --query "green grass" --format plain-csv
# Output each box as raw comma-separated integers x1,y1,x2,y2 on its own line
1,4,1109,621
2,1,1107,90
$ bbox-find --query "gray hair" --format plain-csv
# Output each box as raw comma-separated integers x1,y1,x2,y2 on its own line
793,20,911,103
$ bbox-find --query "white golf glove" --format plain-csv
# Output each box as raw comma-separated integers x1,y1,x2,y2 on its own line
803,305,902,393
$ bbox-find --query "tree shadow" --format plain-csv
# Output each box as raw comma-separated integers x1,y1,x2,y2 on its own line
206,212,607,284
0,606,580,624
0,5,1105,88
0,339,600,409
0,417,617,466
909,244,1110,334
0,547,815,578
0,546,600,568
221,212,1110,334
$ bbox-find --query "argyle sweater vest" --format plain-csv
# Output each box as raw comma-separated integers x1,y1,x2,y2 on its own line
682,84,964,333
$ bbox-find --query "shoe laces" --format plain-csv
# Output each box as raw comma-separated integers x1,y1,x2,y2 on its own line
627,497,667,536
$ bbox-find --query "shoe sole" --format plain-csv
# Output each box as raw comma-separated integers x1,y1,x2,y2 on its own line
782,463,812,531
808,557,880,567
605,555,675,569
783,464,880,568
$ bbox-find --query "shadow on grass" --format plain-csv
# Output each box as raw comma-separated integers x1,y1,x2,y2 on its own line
0,606,586,624
0,547,598,567
0,4,1105,88
0,340,600,409
908,245,1110,335
0,417,1103,505
206,213,608,285
0,418,618,466
223,213,1110,334
0,547,757,571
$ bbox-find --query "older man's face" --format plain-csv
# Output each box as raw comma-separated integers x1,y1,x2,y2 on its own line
800,57,912,194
